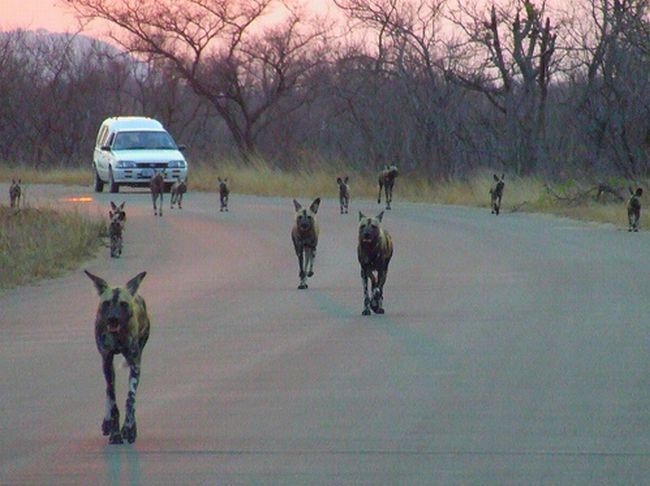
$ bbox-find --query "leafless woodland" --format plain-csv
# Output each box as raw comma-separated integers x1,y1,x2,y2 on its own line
1,0,648,181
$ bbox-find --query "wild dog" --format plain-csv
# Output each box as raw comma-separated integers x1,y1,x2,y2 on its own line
108,201,126,258
627,186,643,232
358,211,393,315
489,173,505,215
9,179,21,209
337,176,350,214
170,177,187,210
377,165,399,210
109,201,126,225
218,177,230,212
85,270,150,444
291,198,321,289
150,171,165,216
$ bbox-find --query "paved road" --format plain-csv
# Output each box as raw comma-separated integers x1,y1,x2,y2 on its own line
1,184,649,484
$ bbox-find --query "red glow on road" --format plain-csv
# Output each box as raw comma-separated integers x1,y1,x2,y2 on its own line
62,196,94,203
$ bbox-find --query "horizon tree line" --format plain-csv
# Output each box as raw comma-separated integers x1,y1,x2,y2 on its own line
0,0,648,181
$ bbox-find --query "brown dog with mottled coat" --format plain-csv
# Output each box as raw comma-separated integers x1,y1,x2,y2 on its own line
108,201,126,258
358,211,393,315
218,177,230,212
291,198,321,289
627,186,643,232
489,173,505,215
337,176,350,214
170,177,187,209
85,270,150,444
9,179,21,209
150,171,165,216
377,165,399,210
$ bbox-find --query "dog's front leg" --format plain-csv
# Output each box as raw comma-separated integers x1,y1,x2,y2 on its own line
101,354,122,444
361,268,371,315
121,353,141,444
297,250,307,289
373,267,388,314
306,247,315,278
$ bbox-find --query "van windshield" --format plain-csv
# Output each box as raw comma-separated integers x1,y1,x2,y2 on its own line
112,131,177,150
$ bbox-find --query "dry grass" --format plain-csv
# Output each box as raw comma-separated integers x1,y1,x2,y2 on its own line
0,205,105,288
0,166,91,186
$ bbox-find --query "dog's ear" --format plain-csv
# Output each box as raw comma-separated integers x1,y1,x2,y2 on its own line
110,201,117,211
358,211,365,221
118,202,125,211
310,198,321,214
85,270,109,296
376,211,384,222
344,176,349,183
126,272,147,296
293,199,302,212
336,177,342,184
493,174,499,182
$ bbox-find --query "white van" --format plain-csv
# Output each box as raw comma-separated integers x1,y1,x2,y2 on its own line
93,116,188,193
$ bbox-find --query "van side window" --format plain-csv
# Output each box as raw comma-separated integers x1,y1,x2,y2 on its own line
96,126,108,147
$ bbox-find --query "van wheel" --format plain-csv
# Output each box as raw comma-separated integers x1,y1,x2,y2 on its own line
109,169,119,193
94,170,104,192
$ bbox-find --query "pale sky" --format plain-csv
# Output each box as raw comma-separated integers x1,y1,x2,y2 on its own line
1,0,80,33
0,0,571,35
0,0,337,33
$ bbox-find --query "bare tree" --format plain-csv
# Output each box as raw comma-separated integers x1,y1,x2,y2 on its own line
333,0,472,178
564,0,650,177
447,0,558,175
66,0,330,162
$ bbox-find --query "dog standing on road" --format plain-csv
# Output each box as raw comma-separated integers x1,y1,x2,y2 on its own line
627,186,643,232
170,177,187,210
358,211,393,315
291,198,321,289
9,179,21,209
85,270,150,444
377,165,399,210
218,177,230,212
150,171,165,216
337,176,350,214
108,201,126,258
489,173,505,215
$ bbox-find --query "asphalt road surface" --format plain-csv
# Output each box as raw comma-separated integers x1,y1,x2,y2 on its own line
1,184,649,484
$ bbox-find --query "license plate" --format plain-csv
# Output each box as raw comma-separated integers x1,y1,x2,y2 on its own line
141,168,153,178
